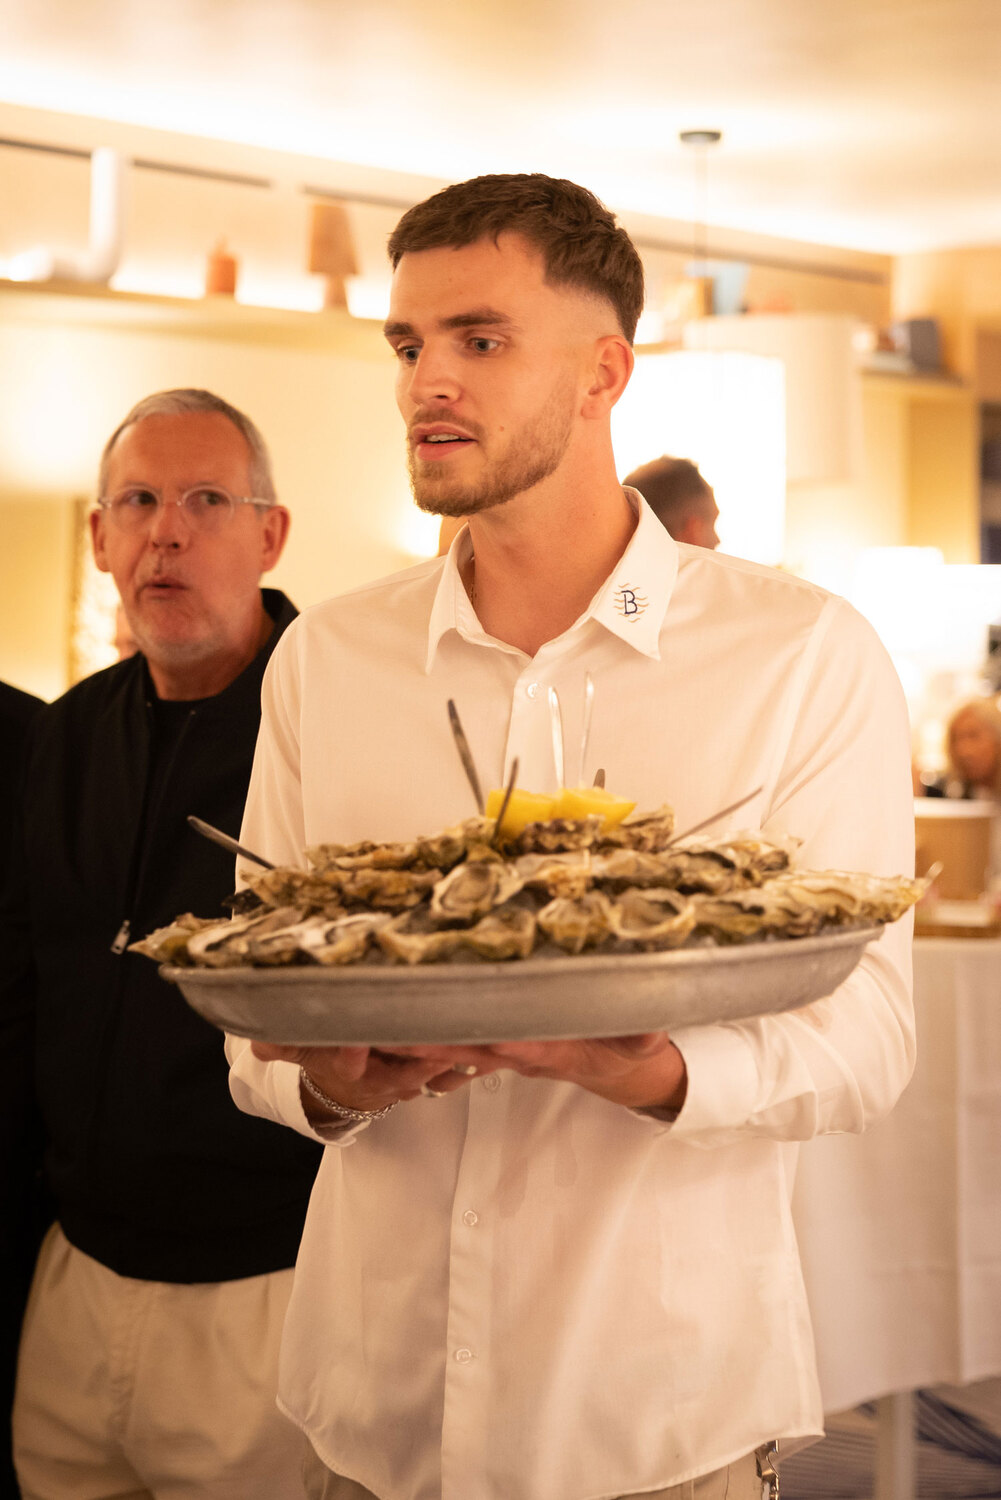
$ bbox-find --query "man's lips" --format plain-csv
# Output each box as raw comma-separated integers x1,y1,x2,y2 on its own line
140,575,187,596
410,423,478,462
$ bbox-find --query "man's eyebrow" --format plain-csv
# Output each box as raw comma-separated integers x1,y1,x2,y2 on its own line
383,309,520,338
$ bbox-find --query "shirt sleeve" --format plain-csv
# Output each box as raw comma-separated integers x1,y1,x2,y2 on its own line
225,624,369,1147
667,596,916,1147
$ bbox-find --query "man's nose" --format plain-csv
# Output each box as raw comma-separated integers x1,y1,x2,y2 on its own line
405,344,462,405
147,497,191,548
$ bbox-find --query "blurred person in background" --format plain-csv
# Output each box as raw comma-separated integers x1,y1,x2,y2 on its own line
1,680,44,1500
3,389,321,1500
920,696,1001,799
439,455,721,558
623,454,720,549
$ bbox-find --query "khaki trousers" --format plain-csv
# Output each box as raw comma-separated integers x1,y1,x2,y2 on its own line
302,1440,763,1499
13,1224,305,1500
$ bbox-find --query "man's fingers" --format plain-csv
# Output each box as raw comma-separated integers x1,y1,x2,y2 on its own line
251,1041,308,1063
602,1032,671,1059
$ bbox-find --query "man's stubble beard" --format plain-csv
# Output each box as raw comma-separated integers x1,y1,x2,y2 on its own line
408,379,577,519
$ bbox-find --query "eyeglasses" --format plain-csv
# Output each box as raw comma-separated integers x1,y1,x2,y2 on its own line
97,485,272,534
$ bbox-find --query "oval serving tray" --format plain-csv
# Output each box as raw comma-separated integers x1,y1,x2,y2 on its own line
162,924,882,1046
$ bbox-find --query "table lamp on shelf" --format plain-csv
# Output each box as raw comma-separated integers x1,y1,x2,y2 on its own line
307,200,358,310
204,240,238,296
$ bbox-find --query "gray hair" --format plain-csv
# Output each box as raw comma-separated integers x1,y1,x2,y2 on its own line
98,389,277,505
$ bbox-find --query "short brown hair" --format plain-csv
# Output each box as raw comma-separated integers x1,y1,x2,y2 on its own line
388,173,644,343
624,456,714,531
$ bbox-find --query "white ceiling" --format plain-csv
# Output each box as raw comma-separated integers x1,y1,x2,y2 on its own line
3,0,1001,255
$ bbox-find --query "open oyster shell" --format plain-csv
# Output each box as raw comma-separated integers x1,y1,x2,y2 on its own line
607,887,695,949
462,905,537,960
598,804,676,852
246,866,346,915
537,892,615,955
248,912,391,966
510,816,603,855
515,851,593,899
128,913,219,965
184,907,308,967
429,860,524,925
378,910,470,966
768,870,928,926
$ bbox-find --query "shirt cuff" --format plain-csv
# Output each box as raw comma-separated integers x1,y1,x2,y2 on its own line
665,1021,762,1137
275,1058,371,1146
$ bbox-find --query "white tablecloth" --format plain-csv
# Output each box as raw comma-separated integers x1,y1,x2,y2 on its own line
791,938,1001,1415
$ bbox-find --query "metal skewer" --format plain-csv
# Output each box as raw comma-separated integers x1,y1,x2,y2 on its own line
446,698,485,814
187,815,275,870
490,756,520,847
579,671,595,786
547,686,565,787
668,785,764,845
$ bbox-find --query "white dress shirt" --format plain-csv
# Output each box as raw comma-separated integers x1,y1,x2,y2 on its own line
228,494,915,1500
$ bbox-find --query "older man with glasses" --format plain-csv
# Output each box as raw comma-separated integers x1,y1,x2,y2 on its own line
4,390,321,1499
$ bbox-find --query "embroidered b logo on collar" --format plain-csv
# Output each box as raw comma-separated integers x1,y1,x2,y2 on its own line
613,582,649,621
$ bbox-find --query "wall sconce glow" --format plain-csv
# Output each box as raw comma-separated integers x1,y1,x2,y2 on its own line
346,277,392,322
397,506,441,559
612,350,786,565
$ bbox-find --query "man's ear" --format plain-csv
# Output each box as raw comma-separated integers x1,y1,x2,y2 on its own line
260,505,291,571
89,508,111,573
581,335,634,419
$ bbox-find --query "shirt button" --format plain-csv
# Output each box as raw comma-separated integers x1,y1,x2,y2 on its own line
462,1209,479,1227
526,682,539,698
454,1347,474,1363
483,1074,502,1092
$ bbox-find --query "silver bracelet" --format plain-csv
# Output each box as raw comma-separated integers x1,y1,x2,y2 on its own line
299,1067,398,1123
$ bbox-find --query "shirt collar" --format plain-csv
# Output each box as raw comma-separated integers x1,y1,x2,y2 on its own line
424,488,678,671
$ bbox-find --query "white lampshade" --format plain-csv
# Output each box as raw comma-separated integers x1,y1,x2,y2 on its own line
612,349,786,565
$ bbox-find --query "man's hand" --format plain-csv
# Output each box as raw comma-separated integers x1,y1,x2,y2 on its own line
250,1041,495,1124
386,1033,688,1114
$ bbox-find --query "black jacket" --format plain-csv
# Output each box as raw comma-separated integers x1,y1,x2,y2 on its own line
3,589,321,1284
1,681,45,1500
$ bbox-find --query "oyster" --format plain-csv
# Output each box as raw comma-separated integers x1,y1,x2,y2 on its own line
598,804,676,853
306,838,423,872
429,860,524,925
246,914,332,967
301,912,392,965
461,904,537,961
607,887,695,949
515,850,593,899
769,870,928,926
589,848,674,890
185,907,307,967
377,910,467,966
690,885,822,942
245,865,346,915
128,913,219,965
537,891,615,955
309,865,440,910
510,816,604,855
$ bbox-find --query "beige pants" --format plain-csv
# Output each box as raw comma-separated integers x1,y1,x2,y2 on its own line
13,1224,305,1500
302,1441,763,1499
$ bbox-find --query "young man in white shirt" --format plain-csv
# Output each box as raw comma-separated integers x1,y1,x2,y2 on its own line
228,173,915,1500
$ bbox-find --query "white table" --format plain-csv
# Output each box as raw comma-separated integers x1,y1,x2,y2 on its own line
791,938,1001,1496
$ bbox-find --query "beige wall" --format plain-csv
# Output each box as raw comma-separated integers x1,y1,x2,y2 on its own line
0,499,76,701
0,296,418,700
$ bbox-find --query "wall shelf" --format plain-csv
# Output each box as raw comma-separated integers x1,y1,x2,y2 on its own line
0,277,387,358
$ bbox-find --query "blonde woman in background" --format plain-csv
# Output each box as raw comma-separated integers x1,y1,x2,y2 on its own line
923,696,1001,799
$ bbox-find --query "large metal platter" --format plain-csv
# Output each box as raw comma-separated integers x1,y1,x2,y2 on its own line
162,924,881,1045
